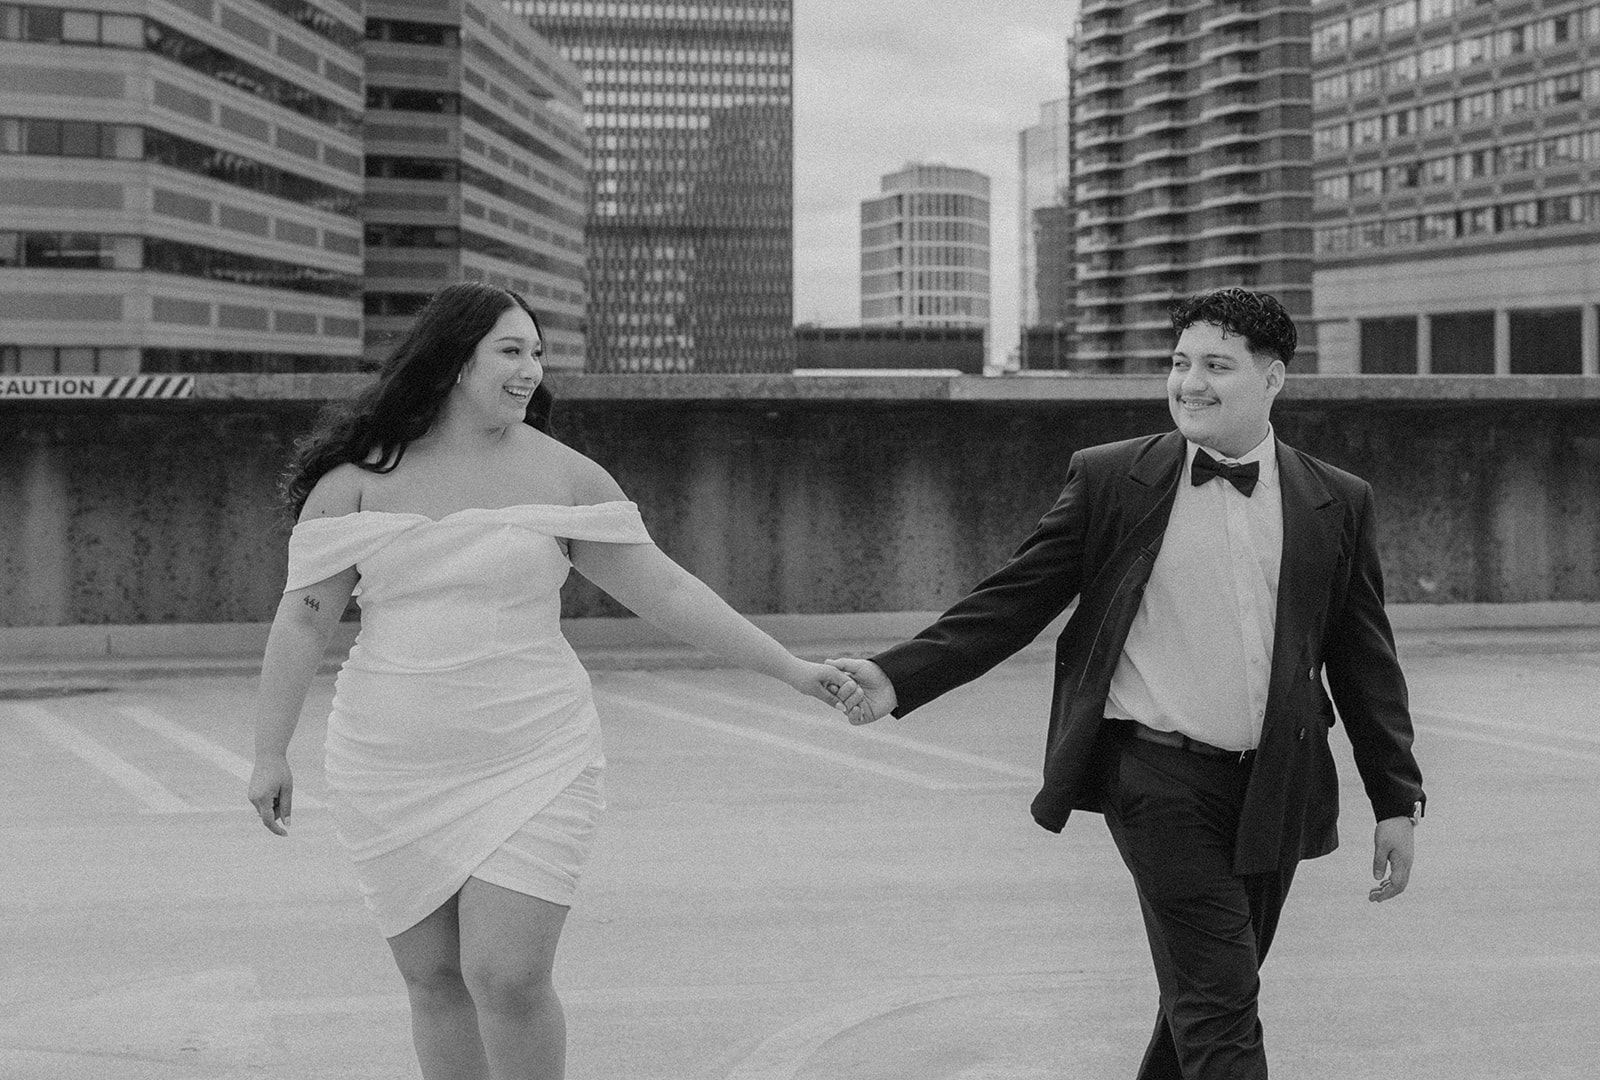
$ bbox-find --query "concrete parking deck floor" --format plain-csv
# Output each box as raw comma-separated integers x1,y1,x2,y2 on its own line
3,626,1598,1079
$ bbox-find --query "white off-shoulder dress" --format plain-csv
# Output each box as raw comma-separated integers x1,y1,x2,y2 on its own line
284,501,652,937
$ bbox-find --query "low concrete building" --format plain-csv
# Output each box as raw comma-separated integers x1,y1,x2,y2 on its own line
794,325,984,375
1311,0,1600,374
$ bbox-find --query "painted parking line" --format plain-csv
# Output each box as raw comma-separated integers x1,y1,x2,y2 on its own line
1411,706,1600,746
7,702,193,813
115,704,327,810
1412,708,1600,766
595,687,980,791
645,672,1039,782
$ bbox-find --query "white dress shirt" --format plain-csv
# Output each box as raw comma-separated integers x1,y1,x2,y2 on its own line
1105,428,1284,751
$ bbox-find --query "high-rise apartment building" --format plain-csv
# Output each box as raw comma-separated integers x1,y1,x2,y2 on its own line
1310,0,1600,375
0,0,366,374
1019,95,1076,370
1071,0,1316,371
860,163,991,331
363,0,588,369
508,0,794,373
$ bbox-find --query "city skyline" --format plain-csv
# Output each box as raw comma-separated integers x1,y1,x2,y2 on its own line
792,0,1076,361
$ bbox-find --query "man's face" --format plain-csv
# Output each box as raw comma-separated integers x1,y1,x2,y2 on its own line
1167,321,1285,459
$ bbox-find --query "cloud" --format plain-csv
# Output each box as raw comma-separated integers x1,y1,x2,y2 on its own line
793,0,1075,354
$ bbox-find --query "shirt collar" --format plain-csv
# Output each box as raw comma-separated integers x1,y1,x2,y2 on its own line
1184,425,1278,490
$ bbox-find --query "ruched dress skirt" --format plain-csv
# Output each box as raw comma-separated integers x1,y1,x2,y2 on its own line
284,502,652,937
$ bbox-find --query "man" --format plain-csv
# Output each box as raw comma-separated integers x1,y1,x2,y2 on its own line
830,288,1425,1079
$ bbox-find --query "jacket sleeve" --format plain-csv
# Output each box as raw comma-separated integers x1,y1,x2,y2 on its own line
1322,483,1427,822
871,452,1090,717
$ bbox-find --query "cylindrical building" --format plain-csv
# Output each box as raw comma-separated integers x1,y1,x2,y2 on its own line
860,162,991,332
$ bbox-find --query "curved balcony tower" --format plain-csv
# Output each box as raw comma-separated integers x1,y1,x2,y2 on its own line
1069,0,1314,370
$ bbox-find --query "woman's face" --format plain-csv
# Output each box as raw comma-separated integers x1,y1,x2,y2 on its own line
456,304,543,424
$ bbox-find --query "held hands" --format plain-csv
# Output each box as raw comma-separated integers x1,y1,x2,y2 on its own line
248,754,294,836
787,659,867,715
823,658,897,725
1368,814,1416,902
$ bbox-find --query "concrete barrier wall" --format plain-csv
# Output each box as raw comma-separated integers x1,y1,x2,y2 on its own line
3,375,1598,628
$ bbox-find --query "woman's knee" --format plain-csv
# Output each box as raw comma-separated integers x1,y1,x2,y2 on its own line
395,956,473,1009
461,960,557,1018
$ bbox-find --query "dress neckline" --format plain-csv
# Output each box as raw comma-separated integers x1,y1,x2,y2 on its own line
302,500,635,527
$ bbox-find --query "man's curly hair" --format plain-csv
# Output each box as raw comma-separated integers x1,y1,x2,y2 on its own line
1170,287,1298,367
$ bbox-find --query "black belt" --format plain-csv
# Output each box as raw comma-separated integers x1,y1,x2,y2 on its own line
1112,719,1256,764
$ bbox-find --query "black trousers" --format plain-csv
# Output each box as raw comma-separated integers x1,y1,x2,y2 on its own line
1100,733,1298,1080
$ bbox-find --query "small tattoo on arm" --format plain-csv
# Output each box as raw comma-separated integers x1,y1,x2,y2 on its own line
303,596,321,612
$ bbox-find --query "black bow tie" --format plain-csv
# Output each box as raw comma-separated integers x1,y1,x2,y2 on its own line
1191,449,1260,496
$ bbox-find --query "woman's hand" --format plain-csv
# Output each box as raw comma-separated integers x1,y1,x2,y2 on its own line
786,660,864,714
248,754,295,836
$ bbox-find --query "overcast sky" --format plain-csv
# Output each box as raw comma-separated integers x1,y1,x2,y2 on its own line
792,1,1078,360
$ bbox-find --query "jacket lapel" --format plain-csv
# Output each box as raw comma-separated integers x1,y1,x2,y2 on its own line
1264,442,1343,720
1119,429,1187,531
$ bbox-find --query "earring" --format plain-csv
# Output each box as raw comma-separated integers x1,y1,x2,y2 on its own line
455,371,462,385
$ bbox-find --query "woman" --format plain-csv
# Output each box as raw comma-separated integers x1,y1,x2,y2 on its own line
247,282,859,1079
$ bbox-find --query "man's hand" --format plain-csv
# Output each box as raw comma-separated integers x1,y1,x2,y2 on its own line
824,658,897,725
1368,815,1415,902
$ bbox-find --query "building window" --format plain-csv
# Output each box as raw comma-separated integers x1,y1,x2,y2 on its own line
1420,44,1454,77
1430,312,1494,374
1459,206,1493,235
1498,142,1536,174
1509,310,1583,374
1459,92,1493,125
1420,0,1454,22
1420,212,1456,240
1454,34,1489,69
1351,10,1381,42
1314,74,1350,104
1498,83,1534,115
1421,99,1454,131
1540,74,1584,107
1497,200,1540,230
1383,1,1418,34
1312,21,1348,57
1315,123,1350,154
1495,25,1530,57
1360,316,1418,373
1383,218,1418,246
1352,167,1384,196
1316,174,1351,200
1387,162,1421,189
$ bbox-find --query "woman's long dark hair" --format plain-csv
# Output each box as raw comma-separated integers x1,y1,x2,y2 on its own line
282,282,555,517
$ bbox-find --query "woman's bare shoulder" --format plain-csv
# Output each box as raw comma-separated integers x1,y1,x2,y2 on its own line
299,463,367,522
518,426,628,505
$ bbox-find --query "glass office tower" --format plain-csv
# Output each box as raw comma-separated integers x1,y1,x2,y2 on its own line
363,0,589,369
509,0,794,373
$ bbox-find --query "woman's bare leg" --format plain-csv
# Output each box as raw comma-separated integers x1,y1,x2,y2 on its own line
457,876,570,1080
386,892,490,1080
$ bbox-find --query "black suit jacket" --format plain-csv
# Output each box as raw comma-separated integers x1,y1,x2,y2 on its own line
872,429,1426,875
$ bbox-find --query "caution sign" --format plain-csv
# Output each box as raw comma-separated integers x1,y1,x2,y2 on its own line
0,375,196,399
